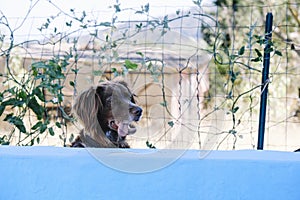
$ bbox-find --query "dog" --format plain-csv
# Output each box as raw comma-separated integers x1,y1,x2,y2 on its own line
71,80,142,148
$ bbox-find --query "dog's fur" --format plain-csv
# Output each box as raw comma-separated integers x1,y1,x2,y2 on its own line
71,80,142,148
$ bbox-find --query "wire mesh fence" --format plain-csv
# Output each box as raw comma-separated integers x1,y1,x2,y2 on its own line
0,0,299,151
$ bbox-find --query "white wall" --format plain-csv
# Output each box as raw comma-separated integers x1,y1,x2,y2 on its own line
0,147,299,200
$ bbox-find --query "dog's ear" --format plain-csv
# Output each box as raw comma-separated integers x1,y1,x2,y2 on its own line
72,86,103,131
95,85,106,103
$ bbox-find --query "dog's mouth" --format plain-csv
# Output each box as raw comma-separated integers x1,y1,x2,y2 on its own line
108,120,137,137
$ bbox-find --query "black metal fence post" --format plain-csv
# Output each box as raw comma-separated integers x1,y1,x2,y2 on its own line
257,13,273,150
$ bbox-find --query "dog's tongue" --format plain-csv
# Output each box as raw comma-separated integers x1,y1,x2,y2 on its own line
117,122,128,137
116,121,136,137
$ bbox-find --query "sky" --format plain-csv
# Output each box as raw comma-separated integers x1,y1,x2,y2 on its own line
0,0,213,42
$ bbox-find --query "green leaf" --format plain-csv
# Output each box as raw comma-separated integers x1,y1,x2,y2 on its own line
71,68,79,74
33,88,45,102
274,50,282,56
1,141,10,145
31,121,43,130
17,90,27,100
136,52,144,57
135,23,143,29
32,61,47,69
265,47,274,54
160,101,167,107
4,115,26,133
55,122,61,128
144,3,149,12
114,4,121,12
238,46,245,56
2,98,17,106
16,121,26,133
28,97,44,120
0,105,5,116
66,21,72,27
111,68,119,76
48,127,55,136
146,140,156,149
168,121,174,127
135,11,143,14
40,124,47,134
254,48,262,57
229,54,238,60
251,57,261,62
56,94,64,103
3,113,13,121
69,81,75,87
124,60,138,70
99,22,112,27
232,106,239,113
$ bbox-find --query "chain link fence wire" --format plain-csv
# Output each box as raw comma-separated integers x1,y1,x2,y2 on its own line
0,0,299,151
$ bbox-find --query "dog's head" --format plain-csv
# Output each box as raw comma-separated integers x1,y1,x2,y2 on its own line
72,80,142,147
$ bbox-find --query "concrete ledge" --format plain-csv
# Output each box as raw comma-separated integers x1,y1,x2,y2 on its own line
0,146,299,200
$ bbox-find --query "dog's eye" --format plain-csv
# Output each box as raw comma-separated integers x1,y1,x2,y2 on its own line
131,94,137,103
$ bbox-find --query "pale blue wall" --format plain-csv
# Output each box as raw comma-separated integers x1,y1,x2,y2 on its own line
0,147,300,200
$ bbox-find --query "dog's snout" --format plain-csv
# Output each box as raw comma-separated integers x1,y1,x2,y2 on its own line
130,106,143,122
132,106,142,116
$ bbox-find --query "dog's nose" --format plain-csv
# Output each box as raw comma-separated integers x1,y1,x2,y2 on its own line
130,106,142,121
132,107,143,116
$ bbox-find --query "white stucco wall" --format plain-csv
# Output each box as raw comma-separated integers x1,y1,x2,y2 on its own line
0,147,299,200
